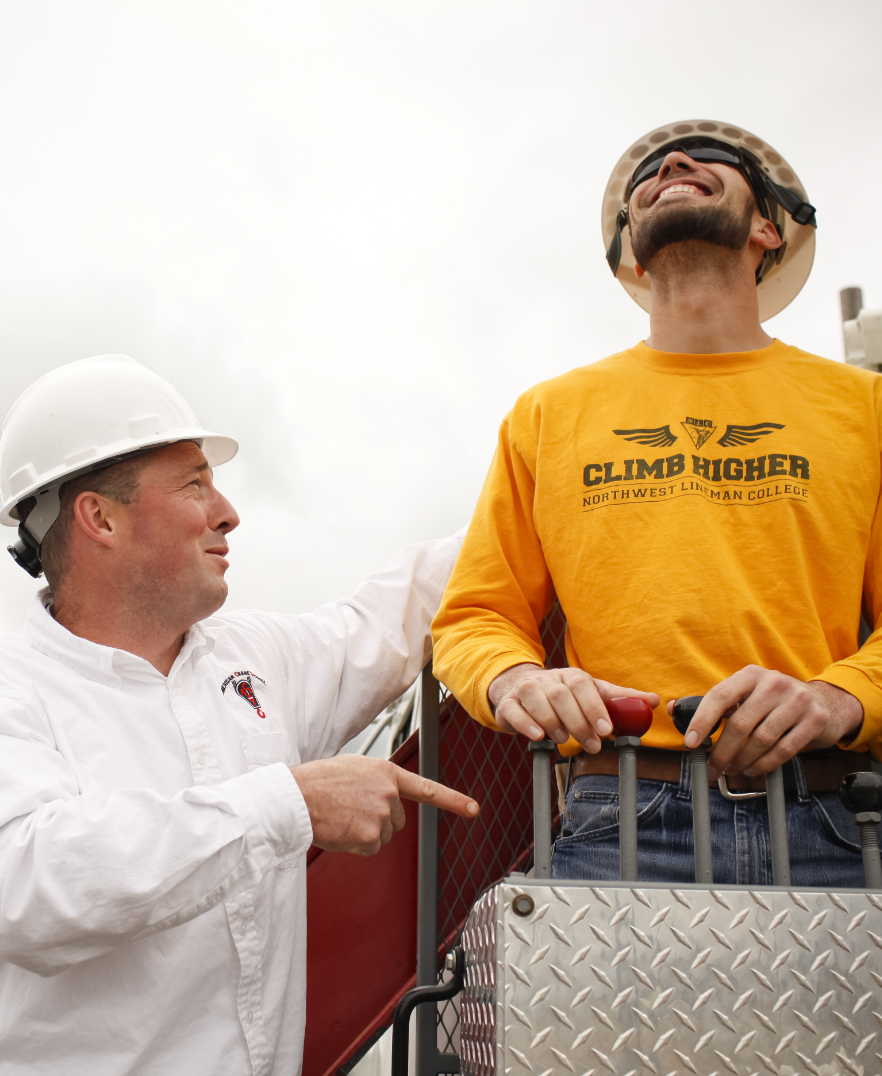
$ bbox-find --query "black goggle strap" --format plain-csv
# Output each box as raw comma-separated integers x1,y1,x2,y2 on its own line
763,178,816,228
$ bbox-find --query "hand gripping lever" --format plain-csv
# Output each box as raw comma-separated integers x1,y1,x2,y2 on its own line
606,698,653,882
672,696,721,884
839,772,882,889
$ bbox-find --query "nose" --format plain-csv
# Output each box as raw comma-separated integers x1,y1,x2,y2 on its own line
656,150,696,183
212,489,241,535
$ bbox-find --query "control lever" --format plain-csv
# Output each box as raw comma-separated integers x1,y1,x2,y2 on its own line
606,698,653,882
839,772,882,889
673,694,790,886
672,696,721,884
529,739,556,879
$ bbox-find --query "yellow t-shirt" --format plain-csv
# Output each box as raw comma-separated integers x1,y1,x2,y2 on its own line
432,340,882,759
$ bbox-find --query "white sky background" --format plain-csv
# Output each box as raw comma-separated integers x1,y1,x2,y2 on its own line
0,0,880,634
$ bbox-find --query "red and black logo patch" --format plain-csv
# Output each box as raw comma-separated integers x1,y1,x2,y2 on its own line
221,670,267,719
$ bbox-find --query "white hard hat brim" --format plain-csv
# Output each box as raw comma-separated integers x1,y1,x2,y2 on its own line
0,429,239,528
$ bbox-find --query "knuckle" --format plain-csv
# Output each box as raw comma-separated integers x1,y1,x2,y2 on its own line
754,725,777,748
546,683,570,705
418,778,437,801
728,713,752,734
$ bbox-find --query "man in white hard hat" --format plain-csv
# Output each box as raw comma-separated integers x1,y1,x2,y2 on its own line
433,119,882,884
0,354,478,1075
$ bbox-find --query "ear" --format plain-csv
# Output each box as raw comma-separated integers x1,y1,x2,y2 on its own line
752,214,783,253
71,492,121,550
635,263,646,279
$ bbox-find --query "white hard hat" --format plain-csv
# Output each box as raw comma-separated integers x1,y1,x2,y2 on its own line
1,355,238,575
601,120,817,322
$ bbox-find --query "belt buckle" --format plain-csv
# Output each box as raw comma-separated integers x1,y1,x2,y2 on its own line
717,773,766,801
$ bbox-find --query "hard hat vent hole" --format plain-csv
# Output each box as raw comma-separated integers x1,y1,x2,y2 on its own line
697,122,718,132
649,130,670,144
722,127,742,139
777,168,795,184
629,144,650,160
672,124,694,135
745,136,764,150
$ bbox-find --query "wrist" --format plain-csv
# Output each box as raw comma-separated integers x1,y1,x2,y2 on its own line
809,680,864,739
488,663,543,711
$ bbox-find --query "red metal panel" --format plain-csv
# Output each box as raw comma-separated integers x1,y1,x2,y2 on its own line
303,733,421,1076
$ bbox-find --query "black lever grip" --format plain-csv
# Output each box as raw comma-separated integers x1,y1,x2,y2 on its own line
839,771,882,814
671,695,722,738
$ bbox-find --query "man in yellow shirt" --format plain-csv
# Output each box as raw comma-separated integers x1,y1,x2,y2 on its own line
432,120,881,885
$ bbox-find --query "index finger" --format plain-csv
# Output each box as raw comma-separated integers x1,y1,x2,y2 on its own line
682,669,760,747
394,766,480,818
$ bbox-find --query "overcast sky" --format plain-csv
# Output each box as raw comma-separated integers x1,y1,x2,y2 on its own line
1,0,879,634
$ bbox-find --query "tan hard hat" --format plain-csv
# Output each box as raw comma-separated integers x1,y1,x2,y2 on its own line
601,120,816,323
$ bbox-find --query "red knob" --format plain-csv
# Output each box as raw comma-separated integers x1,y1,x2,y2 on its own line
606,697,653,738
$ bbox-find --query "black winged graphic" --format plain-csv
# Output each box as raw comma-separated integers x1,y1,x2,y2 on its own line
717,422,785,447
612,425,678,448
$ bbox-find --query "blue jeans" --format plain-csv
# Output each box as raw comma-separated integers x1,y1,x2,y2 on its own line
552,753,878,887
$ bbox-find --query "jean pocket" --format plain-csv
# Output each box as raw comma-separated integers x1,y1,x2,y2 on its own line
810,792,865,853
559,777,668,844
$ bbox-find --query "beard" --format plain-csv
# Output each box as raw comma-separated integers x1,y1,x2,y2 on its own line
630,197,755,272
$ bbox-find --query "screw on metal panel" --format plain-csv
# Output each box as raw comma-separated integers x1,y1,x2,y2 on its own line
445,951,457,971
512,894,535,917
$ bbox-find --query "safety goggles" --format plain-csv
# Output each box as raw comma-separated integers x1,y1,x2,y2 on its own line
628,137,750,197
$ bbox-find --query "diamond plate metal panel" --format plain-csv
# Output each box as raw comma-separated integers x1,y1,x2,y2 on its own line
460,882,882,1076
461,886,502,1076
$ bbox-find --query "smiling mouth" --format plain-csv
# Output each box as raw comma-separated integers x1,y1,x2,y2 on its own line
653,182,712,205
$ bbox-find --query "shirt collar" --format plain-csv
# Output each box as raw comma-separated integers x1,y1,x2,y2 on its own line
24,588,215,688
627,338,791,375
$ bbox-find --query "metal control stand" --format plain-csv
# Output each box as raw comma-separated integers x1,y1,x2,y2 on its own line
412,682,882,1076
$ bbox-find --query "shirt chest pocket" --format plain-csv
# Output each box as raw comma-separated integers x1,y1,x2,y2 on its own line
240,731,292,770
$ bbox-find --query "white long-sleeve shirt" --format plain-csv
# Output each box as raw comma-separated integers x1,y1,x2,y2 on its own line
0,532,462,1076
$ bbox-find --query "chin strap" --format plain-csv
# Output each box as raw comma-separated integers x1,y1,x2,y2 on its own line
605,209,629,276
6,485,61,578
8,526,43,578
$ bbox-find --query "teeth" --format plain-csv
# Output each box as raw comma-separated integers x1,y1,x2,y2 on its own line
658,184,705,199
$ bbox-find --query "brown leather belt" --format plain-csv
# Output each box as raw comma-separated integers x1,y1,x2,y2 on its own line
562,745,871,794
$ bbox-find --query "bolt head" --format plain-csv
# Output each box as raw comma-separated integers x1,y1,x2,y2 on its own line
839,771,882,814
606,697,653,738
511,894,535,917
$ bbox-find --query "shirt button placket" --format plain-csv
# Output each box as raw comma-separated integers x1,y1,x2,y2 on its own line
228,891,271,1075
